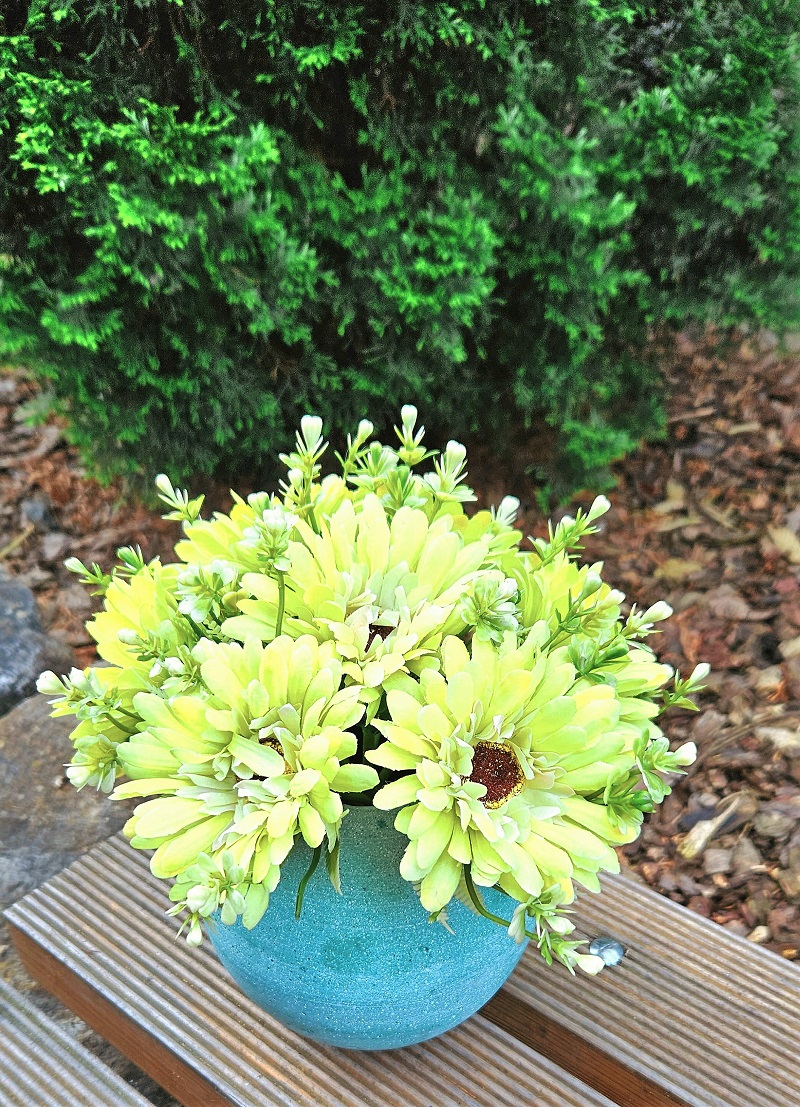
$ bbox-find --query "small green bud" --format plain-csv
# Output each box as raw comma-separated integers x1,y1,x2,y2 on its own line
241,507,297,573
117,628,142,645
155,474,204,524
459,575,520,645
579,572,603,601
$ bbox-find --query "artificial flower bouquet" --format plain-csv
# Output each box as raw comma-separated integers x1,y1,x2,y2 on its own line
39,408,703,974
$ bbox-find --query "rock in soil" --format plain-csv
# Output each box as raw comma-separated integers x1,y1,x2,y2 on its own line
0,695,132,910
0,569,74,715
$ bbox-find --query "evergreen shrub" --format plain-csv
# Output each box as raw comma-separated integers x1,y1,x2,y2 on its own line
1,1,799,492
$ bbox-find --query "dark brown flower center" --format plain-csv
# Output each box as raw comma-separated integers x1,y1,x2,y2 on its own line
366,623,394,649
468,740,524,809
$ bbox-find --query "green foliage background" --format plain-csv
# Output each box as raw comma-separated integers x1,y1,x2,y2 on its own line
1,1,799,492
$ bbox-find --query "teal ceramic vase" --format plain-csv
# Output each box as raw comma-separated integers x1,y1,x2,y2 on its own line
207,805,528,1050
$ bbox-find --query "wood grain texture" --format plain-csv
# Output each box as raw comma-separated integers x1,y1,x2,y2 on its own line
484,870,800,1107
5,836,614,1107
0,975,150,1106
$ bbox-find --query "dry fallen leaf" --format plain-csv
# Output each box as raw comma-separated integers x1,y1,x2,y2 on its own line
653,479,687,514
677,607,704,665
678,792,760,861
780,635,800,660
767,526,800,565
706,584,752,621
755,726,800,755
653,558,706,582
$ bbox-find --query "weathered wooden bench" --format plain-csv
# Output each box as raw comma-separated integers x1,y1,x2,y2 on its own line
0,975,149,1106
4,833,800,1107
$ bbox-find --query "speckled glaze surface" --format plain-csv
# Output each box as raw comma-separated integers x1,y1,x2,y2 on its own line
207,806,528,1050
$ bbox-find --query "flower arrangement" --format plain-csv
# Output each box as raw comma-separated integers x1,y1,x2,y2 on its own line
39,408,703,974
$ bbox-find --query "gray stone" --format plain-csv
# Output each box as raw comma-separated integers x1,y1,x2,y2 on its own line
776,869,800,898
0,570,74,715
753,811,797,840
0,695,132,910
0,572,39,635
785,829,800,872
12,567,53,591
732,836,764,874
60,583,94,618
19,493,57,532
40,531,71,564
0,628,74,715
703,848,733,875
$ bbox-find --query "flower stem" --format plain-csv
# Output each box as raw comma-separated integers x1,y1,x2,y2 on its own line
295,845,322,920
463,866,541,943
275,572,286,638
463,866,511,929
114,707,140,724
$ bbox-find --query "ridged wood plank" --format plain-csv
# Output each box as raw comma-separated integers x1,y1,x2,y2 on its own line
0,975,150,1107
484,870,800,1107
5,836,614,1107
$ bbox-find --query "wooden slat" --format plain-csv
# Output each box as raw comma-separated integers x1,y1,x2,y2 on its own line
0,976,150,1107
484,871,800,1107
4,836,614,1107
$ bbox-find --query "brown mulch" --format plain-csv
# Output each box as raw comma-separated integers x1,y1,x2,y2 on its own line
583,330,800,961
2,327,800,962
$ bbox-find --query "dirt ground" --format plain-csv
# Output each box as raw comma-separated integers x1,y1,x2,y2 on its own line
1,326,800,963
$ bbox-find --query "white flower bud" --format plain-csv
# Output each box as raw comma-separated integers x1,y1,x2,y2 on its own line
579,572,603,600
642,600,673,623
36,670,65,696
507,903,528,944
300,415,323,450
443,440,467,467
186,920,204,947
574,953,606,975
673,741,697,767
586,495,611,523
493,496,520,528
186,885,212,914
688,662,710,686
154,473,174,498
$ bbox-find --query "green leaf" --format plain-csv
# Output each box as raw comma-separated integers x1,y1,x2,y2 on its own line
331,763,380,793
228,734,285,777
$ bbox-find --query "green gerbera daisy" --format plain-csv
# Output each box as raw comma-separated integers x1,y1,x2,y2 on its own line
368,630,687,921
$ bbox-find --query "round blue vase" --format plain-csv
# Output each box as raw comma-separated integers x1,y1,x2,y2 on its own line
206,806,527,1050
